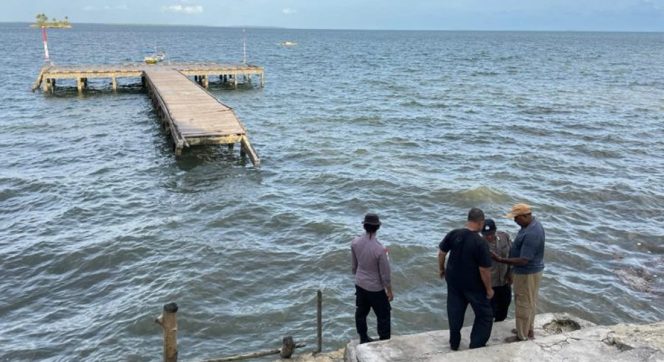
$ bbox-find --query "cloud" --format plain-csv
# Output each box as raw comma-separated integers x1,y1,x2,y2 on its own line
282,8,297,15
83,4,129,11
163,4,204,14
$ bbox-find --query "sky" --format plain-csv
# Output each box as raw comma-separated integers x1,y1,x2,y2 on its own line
3,0,664,31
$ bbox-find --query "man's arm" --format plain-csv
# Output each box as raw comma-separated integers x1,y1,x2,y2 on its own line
351,247,358,274
503,234,514,283
378,251,393,301
479,266,494,299
491,253,529,266
492,233,532,266
438,249,447,279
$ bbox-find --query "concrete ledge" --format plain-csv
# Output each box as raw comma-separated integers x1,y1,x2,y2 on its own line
345,313,664,361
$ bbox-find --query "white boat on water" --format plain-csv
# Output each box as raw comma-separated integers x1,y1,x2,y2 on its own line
279,41,297,47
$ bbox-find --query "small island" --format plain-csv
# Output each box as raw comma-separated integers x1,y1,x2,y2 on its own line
31,13,72,28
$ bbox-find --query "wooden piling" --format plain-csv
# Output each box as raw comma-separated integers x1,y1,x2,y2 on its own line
111,77,117,91
240,136,259,166
203,75,209,89
155,302,179,362
42,78,50,93
316,290,322,353
77,78,83,93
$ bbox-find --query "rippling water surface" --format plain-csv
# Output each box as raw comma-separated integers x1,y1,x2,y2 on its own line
1,24,663,360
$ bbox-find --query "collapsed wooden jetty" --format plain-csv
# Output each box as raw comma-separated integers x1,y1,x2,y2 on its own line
32,63,264,166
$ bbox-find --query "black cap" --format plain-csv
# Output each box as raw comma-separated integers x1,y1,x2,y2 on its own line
467,208,485,222
363,213,381,226
483,219,497,234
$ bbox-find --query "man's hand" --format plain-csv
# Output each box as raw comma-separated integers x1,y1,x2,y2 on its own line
486,289,495,299
506,273,513,285
386,289,394,302
490,252,502,262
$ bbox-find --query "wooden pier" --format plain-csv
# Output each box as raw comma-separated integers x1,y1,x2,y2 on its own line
33,63,264,166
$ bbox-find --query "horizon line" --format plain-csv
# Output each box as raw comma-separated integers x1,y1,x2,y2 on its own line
2,21,664,33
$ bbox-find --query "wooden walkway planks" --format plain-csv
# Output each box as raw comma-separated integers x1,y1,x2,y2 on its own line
143,68,260,166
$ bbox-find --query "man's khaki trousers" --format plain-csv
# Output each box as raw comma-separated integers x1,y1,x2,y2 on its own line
513,272,542,340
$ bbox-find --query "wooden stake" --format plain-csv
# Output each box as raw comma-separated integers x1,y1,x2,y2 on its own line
112,77,117,91
155,302,179,362
77,78,83,93
203,75,209,89
316,290,322,353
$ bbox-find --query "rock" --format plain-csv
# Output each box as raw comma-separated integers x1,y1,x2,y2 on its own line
346,313,664,361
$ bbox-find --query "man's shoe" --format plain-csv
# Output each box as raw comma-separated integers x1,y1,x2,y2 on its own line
360,336,374,344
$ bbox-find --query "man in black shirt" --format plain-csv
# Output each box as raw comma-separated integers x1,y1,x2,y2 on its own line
438,208,494,350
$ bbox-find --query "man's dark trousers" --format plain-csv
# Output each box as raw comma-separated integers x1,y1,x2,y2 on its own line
446,283,493,350
491,284,511,322
355,285,391,342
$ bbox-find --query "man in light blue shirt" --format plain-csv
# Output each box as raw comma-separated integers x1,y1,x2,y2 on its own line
492,203,545,341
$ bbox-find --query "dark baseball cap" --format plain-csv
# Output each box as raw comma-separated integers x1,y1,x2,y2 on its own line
483,218,497,234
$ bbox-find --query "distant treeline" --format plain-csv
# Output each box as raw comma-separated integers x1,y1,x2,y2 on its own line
31,13,72,28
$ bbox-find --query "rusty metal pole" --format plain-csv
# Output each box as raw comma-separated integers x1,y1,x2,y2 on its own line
156,302,179,362
316,290,322,353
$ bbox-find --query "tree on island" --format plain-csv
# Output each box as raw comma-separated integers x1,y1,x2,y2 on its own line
35,13,48,25
33,13,71,28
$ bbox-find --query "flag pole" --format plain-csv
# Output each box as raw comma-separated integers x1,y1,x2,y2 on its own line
41,26,51,64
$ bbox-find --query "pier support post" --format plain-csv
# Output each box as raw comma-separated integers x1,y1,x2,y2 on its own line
111,77,117,91
156,302,178,362
51,79,56,93
260,73,264,87
240,136,260,167
77,78,84,93
42,78,51,93
233,74,238,88
203,75,209,89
